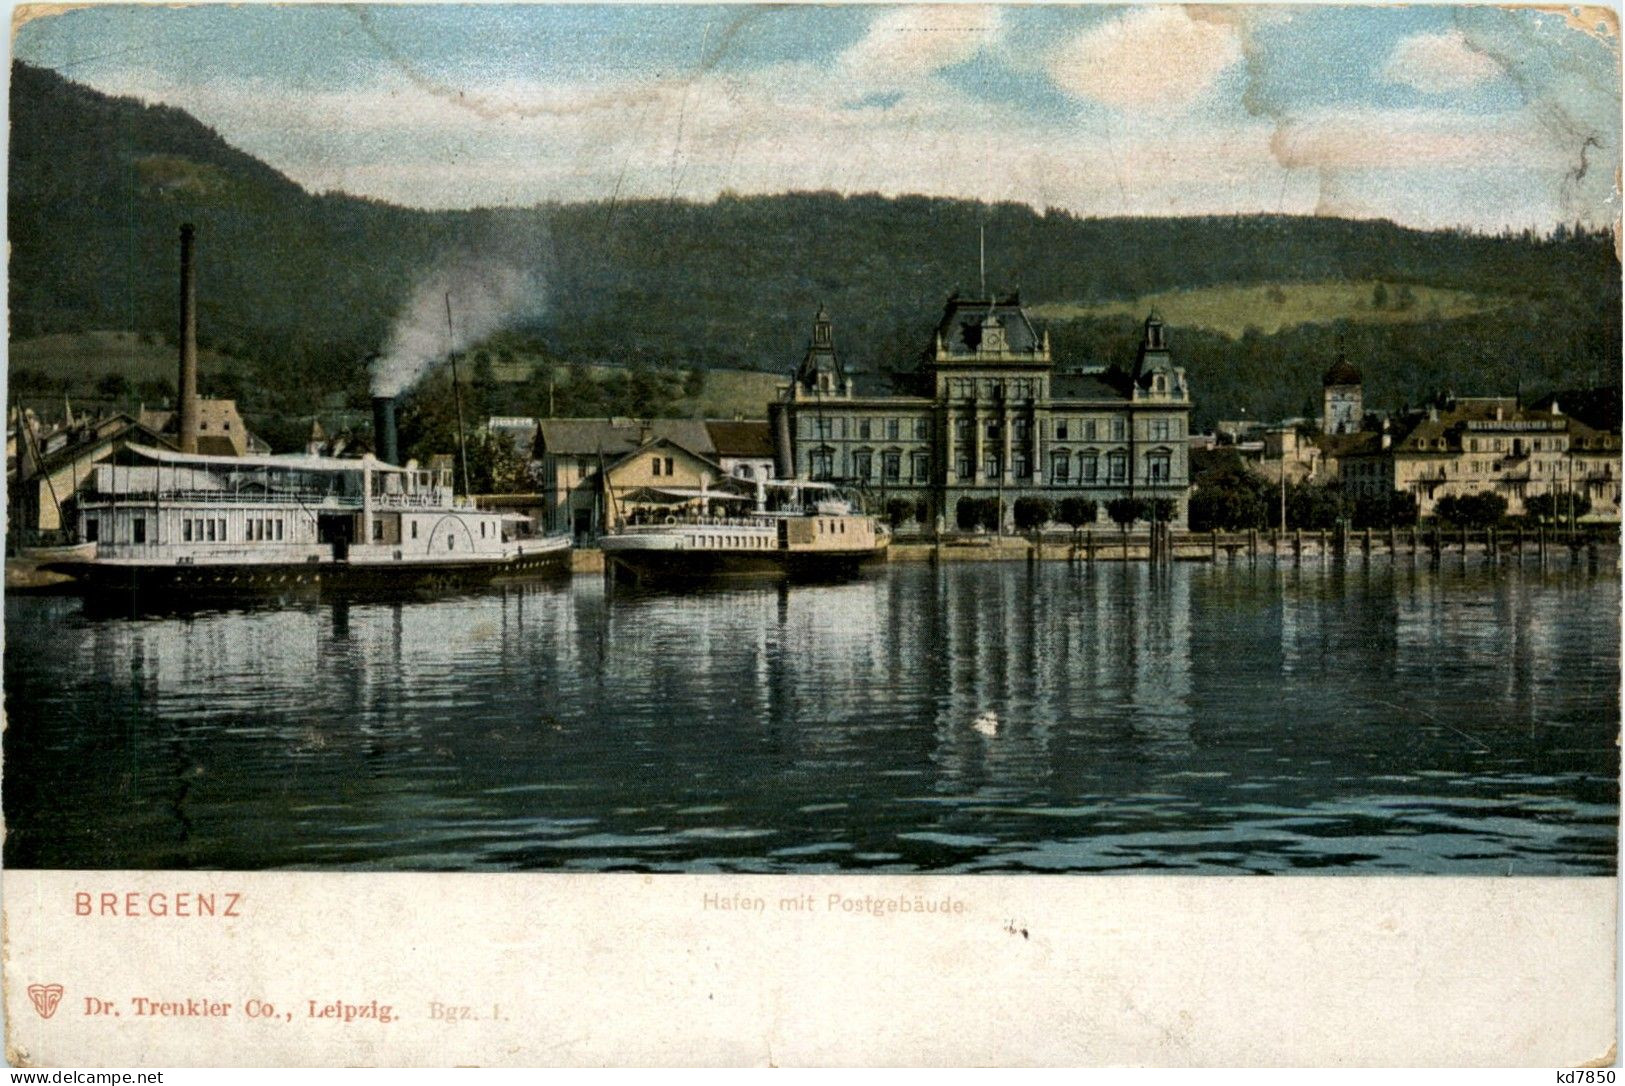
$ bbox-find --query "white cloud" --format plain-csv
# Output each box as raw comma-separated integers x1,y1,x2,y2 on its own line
838,5,1003,88
75,22,1602,235
1269,107,1566,172
1382,30,1504,94
1046,7,1244,114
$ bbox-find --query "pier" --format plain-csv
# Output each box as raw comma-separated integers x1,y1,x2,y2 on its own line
883,524,1619,569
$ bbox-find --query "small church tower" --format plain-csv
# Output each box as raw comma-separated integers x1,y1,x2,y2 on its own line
1132,311,1188,402
1322,354,1363,435
792,304,848,397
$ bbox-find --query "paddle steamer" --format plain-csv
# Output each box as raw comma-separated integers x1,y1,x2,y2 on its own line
50,444,569,603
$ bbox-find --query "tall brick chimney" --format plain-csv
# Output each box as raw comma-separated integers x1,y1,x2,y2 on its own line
177,223,200,454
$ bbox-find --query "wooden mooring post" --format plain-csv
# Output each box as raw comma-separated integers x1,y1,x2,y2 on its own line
1211,529,1220,563
1293,529,1303,564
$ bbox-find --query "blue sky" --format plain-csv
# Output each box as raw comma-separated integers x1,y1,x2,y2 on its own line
14,4,1621,231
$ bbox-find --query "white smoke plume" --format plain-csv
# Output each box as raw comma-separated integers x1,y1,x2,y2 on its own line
370,258,542,397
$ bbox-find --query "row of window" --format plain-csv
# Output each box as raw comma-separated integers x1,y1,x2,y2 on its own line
182,517,253,543
695,534,771,549
1468,437,1565,453
244,518,285,542
806,416,1181,442
84,515,288,546
944,378,1043,400
809,449,1175,484
812,418,931,441
849,451,928,483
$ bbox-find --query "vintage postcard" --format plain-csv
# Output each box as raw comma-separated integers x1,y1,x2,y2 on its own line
3,1,1619,1068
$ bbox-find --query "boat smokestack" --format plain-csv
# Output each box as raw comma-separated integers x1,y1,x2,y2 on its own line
177,223,200,454
372,395,398,465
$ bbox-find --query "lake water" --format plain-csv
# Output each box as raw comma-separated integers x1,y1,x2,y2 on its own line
4,559,1617,874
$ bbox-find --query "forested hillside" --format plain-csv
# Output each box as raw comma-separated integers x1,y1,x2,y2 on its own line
10,61,1620,440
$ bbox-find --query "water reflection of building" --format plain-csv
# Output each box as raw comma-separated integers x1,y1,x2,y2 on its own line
926,565,1195,788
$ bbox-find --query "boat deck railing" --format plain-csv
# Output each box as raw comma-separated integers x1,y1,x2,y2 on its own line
617,516,778,534
79,489,479,512
84,487,355,507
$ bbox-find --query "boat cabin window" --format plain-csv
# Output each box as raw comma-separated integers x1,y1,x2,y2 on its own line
133,517,147,545
85,518,99,543
374,521,385,541
184,520,193,542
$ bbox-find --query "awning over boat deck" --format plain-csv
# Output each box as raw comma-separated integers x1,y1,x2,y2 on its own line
112,443,407,474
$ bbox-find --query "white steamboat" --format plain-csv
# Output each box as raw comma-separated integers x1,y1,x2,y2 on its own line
598,480,889,583
52,445,570,605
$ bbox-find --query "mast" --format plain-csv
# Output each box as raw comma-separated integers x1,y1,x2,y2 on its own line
444,291,473,499
979,223,985,299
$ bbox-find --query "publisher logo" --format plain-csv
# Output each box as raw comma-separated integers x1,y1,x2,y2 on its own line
28,983,64,1019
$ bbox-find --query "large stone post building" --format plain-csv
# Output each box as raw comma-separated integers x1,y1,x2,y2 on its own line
769,293,1194,529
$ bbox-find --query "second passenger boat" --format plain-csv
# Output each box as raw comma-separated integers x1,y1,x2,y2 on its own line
597,479,889,584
